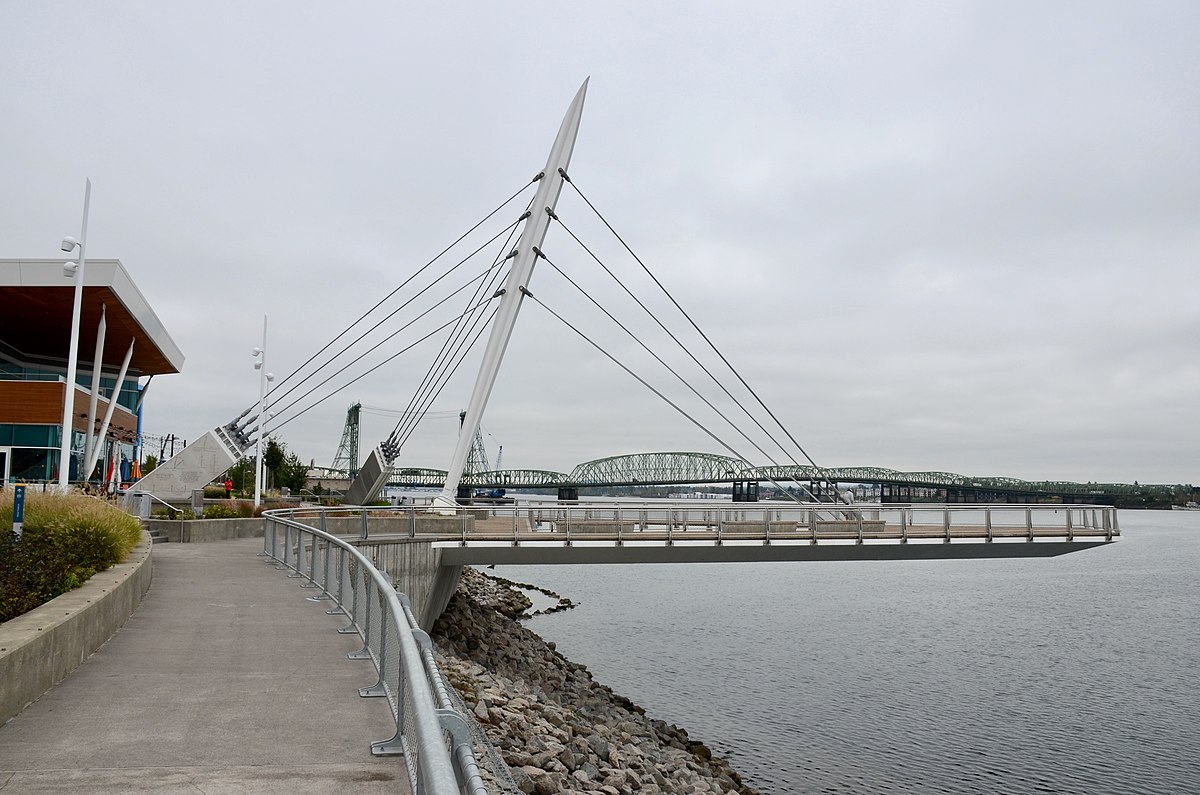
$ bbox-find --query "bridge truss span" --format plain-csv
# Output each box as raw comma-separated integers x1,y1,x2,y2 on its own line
569,451,745,486
461,469,568,488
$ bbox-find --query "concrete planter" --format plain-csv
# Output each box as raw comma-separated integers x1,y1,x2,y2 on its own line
143,517,264,543
0,529,154,724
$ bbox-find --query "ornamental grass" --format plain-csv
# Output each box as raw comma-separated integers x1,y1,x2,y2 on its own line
0,491,142,623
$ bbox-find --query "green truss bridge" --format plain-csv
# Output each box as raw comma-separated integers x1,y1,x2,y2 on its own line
378,451,1194,508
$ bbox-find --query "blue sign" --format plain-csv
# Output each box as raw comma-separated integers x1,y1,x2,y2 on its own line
12,484,25,539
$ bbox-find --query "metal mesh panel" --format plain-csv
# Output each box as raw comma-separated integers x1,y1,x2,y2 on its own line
402,674,420,790
366,589,382,667
262,511,495,794
438,667,520,794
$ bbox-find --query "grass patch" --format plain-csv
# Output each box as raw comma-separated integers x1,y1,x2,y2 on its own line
0,492,142,623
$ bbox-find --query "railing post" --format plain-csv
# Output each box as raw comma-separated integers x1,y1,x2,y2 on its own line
564,505,572,545
1066,509,1074,542
1026,507,1034,541
360,508,368,541
326,546,347,615
348,587,374,661
900,508,908,544
855,509,864,545
616,505,623,546
810,508,818,545
359,598,389,698
408,504,416,539
985,507,993,543
716,507,724,546
337,549,358,632
943,507,951,543
289,527,307,578
303,530,319,587
667,507,674,546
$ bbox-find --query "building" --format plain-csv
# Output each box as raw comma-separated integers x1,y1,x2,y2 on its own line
0,259,183,486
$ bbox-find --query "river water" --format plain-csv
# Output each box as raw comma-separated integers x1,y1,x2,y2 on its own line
499,509,1200,794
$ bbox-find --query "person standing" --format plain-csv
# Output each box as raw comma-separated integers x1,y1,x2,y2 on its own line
224,476,234,499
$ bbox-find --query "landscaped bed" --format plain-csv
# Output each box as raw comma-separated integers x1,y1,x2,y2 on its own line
0,491,142,623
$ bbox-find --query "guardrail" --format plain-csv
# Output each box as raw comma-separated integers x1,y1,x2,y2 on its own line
502,501,1119,545
265,500,1118,547
262,509,487,795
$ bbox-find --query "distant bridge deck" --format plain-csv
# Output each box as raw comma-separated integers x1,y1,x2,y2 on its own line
369,452,1191,507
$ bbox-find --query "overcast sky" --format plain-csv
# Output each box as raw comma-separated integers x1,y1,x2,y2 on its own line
3,1,1197,485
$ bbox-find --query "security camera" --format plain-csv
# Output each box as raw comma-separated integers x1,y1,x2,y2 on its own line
61,236,80,252
63,261,79,278
251,347,262,356
266,373,275,382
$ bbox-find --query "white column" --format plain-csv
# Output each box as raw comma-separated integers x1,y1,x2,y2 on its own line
84,304,107,470
254,315,268,508
83,338,135,479
58,178,91,490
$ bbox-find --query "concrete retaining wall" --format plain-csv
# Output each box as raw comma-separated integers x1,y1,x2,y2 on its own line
359,540,463,631
0,529,154,725
143,517,264,543
277,513,472,631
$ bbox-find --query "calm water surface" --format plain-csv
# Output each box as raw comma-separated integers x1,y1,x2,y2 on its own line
501,510,1200,794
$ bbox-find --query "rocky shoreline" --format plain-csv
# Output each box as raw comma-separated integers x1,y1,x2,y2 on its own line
431,567,760,795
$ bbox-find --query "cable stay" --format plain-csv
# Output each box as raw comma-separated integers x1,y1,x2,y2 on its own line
241,261,499,440
266,298,500,437
549,205,804,466
261,215,527,416
256,176,539,410
390,288,502,453
523,291,812,502
361,406,462,420
536,248,813,500
556,173,840,499
383,200,532,456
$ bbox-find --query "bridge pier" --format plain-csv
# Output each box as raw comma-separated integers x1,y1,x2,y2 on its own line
731,481,759,502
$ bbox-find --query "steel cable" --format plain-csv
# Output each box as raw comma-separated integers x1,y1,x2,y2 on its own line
559,174,830,479
257,176,538,407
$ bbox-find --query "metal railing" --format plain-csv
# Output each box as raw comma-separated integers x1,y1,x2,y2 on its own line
262,509,488,795
505,501,1120,545
264,500,1118,548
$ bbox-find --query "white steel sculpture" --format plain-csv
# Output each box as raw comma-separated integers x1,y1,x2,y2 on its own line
435,79,588,506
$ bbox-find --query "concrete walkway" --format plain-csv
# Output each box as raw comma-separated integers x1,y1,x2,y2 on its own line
0,538,409,794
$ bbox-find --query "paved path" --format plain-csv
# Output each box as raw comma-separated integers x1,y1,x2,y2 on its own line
0,538,409,794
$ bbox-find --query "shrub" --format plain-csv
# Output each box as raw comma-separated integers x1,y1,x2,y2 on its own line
0,492,142,623
203,486,227,499
203,503,238,519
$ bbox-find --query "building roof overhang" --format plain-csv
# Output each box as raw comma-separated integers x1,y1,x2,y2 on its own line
0,259,184,376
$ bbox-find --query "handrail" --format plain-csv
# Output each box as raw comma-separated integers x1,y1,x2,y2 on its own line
264,500,1118,551
261,508,486,795
137,491,184,517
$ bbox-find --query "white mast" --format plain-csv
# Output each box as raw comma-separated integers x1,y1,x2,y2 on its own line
438,79,588,505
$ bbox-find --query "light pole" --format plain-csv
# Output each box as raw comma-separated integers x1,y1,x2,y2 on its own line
252,315,273,508
58,178,91,491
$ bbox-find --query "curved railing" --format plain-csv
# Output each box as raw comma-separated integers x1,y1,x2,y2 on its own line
261,508,488,795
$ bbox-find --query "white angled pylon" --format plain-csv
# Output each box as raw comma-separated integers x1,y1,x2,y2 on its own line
438,79,589,505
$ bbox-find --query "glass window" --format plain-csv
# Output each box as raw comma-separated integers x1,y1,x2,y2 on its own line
12,425,54,447
11,447,55,483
